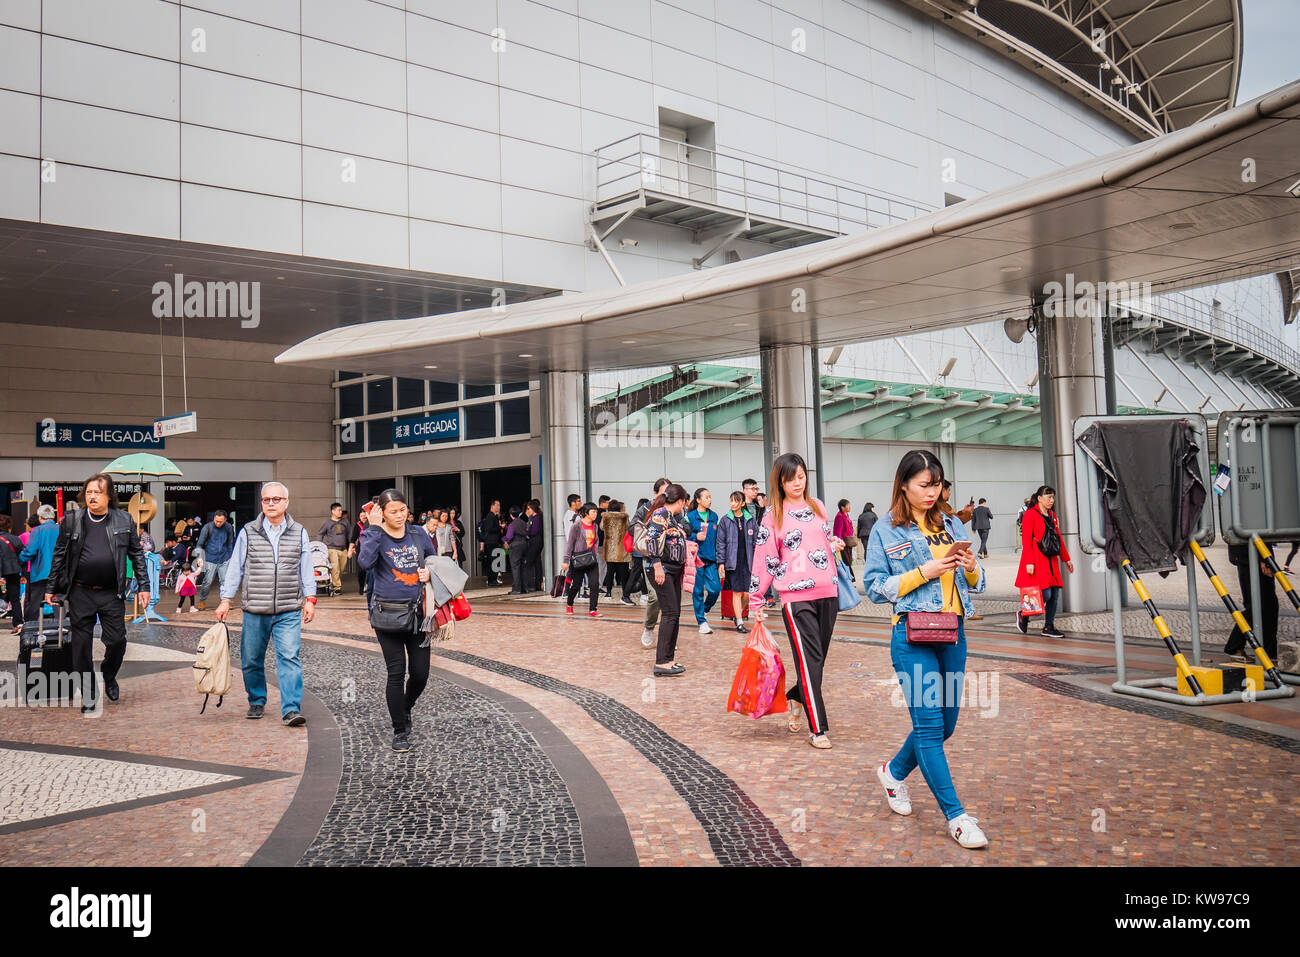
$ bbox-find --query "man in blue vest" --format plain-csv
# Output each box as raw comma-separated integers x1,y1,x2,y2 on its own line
215,482,315,727
195,509,236,610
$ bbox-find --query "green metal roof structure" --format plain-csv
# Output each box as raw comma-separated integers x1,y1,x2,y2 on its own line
592,363,1160,448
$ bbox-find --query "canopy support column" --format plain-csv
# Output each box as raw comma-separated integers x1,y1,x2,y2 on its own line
1037,299,1109,613
542,371,587,586
760,343,823,500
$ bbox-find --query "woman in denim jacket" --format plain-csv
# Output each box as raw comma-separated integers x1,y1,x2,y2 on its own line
862,449,990,850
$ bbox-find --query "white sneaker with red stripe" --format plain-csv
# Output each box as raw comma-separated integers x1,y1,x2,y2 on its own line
948,813,988,848
876,762,912,815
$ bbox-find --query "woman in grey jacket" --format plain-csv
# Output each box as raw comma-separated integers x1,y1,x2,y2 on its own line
561,502,602,618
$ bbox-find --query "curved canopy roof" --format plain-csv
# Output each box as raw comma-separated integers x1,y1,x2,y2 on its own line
906,0,1241,137
277,80,1300,383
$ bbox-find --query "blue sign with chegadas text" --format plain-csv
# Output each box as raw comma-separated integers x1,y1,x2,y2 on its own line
393,412,460,445
36,421,166,449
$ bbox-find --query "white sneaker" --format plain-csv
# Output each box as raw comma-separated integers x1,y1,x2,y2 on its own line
948,813,988,848
876,763,912,816
698,622,713,634
638,595,648,605
640,628,655,648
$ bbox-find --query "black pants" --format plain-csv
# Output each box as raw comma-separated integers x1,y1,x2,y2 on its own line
527,543,544,589
509,545,527,593
626,556,646,596
1228,562,1279,658
375,627,431,733
780,597,838,735
603,560,629,594
24,578,47,626
565,564,600,611
977,529,990,555
651,567,684,666
177,595,195,610
356,558,367,595
67,585,128,706
3,574,22,627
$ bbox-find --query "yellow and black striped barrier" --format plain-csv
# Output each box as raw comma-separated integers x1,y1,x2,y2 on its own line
1120,559,1203,697
1253,536,1300,615
1189,540,1282,688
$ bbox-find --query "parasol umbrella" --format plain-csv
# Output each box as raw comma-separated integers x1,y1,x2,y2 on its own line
103,453,183,529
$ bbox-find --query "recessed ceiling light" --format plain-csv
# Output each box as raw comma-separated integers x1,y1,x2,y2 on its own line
111,288,119,293
622,339,638,344
308,307,317,312
518,353,533,358
375,286,384,291
423,364,438,370
275,275,285,279
733,321,748,327
35,248,45,254
163,262,172,267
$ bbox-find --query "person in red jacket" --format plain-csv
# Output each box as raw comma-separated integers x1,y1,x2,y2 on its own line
1015,485,1074,638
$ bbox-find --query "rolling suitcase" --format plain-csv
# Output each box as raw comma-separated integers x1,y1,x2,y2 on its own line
17,601,76,704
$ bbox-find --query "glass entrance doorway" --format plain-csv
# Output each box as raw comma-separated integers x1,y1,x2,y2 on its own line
475,466,532,581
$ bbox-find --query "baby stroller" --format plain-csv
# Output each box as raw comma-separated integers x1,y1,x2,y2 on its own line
310,541,340,597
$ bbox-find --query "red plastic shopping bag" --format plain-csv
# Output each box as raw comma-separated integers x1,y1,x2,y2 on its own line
1019,586,1045,617
726,621,788,719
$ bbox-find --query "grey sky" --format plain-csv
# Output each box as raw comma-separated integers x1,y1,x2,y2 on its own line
1238,0,1300,101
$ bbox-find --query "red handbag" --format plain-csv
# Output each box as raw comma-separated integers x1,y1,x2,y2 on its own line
622,531,634,554
905,572,960,645
449,593,471,621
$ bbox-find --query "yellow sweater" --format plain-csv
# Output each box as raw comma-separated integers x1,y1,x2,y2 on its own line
891,522,981,624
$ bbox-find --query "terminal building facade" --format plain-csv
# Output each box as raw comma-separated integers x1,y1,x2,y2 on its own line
2,0,1296,569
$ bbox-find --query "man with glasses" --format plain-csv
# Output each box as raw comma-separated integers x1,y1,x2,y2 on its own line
195,509,235,611
215,482,314,727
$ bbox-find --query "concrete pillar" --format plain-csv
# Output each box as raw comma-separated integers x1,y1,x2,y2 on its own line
760,344,821,496
1037,303,1109,613
543,371,586,585
148,481,165,546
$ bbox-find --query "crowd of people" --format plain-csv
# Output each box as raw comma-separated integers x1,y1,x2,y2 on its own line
11,453,1293,853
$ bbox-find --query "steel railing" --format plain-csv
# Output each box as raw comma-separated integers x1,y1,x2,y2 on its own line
594,132,932,235
1134,291,1300,375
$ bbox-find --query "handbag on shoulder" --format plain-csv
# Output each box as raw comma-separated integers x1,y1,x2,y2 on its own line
905,565,960,645
368,596,421,632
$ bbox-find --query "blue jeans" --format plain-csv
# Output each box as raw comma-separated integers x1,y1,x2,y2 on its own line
888,617,967,821
240,609,304,716
198,559,228,602
1042,586,1061,629
692,562,721,623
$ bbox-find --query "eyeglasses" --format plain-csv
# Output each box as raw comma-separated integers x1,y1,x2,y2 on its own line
261,497,286,504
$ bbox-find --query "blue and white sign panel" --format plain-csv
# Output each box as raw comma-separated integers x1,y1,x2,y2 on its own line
393,411,460,446
36,421,166,449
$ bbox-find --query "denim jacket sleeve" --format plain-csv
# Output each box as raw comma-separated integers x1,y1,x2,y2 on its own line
862,521,902,605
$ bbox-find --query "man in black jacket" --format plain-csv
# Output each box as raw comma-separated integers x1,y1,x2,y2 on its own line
46,472,149,712
478,499,505,585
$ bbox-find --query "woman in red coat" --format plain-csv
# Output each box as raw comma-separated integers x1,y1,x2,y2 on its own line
1015,486,1074,638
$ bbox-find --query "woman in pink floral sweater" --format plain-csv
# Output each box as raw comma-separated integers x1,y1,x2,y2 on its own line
750,452,845,750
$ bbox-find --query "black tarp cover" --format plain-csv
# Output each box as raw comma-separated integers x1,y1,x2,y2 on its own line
1076,418,1206,576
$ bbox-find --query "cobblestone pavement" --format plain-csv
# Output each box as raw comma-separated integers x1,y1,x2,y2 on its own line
2,582,1296,867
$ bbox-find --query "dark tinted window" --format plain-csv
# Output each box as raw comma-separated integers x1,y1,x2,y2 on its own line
338,384,362,420
500,397,529,435
338,420,363,455
463,383,494,400
428,380,457,405
396,378,425,409
466,404,495,440
338,371,362,380
367,419,393,451
366,378,392,414
501,381,529,394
